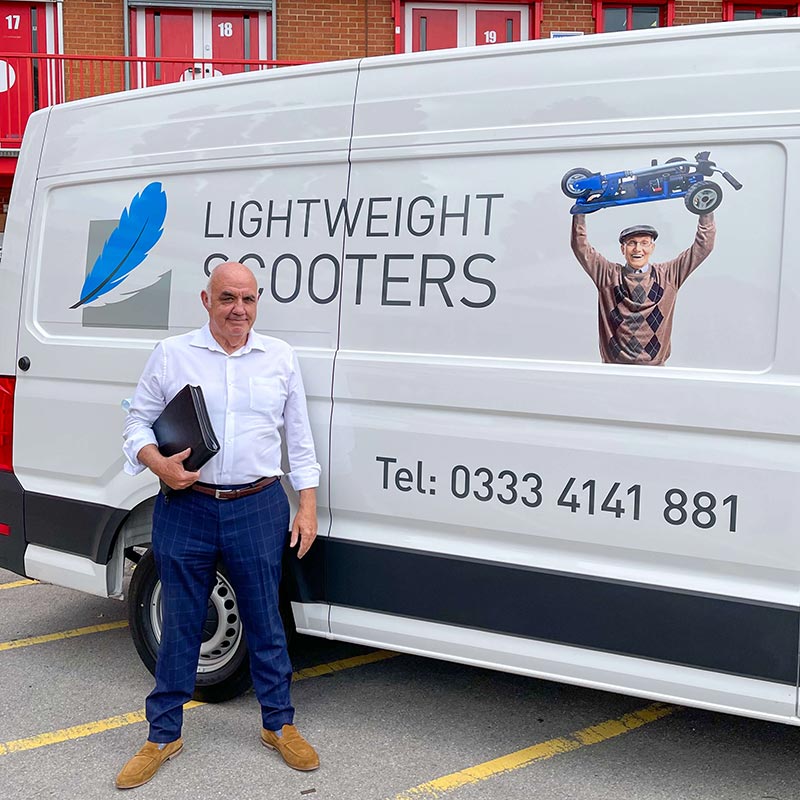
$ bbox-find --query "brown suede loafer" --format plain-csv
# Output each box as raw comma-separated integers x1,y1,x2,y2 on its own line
260,725,320,771
115,738,183,789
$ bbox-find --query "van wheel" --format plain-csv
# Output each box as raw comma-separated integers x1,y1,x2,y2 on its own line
685,181,722,214
128,549,252,703
561,168,593,198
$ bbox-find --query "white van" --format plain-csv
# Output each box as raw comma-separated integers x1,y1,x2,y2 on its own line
2,19,800,720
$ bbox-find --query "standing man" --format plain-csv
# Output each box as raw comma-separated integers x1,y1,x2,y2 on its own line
118,262,321,789
571,213,716,365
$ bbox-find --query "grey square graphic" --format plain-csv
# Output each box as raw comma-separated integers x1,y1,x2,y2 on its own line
81,219,171,330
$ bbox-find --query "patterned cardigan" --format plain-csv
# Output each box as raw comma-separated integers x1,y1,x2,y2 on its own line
571,213,716,365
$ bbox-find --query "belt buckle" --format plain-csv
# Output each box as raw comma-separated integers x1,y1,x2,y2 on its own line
215,488,224,500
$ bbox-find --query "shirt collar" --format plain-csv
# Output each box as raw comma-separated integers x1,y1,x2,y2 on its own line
190,323,266,356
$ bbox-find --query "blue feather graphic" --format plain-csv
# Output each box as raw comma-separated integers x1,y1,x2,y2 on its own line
70,182,167,309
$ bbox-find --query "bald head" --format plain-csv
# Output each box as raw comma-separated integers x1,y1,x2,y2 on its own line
202,262,259,354
206,262,258,295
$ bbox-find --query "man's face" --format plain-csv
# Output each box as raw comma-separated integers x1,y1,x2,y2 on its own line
620,235,655,269
201,263,258,347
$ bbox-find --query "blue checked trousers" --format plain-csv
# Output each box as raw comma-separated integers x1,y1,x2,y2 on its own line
146,480,294,742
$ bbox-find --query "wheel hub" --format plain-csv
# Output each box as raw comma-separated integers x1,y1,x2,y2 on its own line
149,572,243,674
692,188,718,210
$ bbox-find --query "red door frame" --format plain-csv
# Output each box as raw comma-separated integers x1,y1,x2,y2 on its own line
392,0,541,53
592,0,675,31
721,0,799,17
129,5,274,85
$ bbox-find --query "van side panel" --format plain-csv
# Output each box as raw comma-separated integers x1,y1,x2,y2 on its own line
327,22,800,722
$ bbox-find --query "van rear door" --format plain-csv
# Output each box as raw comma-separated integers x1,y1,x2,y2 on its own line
0,109,48,578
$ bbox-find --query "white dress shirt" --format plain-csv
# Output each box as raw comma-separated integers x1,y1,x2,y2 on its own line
123,324,321,490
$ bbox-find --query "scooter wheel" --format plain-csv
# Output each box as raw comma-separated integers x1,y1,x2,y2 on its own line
685,180,722,214
561,167,593,198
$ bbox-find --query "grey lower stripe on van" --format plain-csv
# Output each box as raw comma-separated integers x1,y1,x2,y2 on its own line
322,539,799,686
24,493,127,564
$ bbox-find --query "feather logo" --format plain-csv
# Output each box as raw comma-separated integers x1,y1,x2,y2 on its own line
70,182,168,309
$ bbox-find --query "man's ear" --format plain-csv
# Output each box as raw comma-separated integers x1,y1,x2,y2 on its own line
201,290,211,310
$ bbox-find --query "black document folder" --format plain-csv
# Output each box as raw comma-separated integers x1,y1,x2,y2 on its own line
153,384,220,473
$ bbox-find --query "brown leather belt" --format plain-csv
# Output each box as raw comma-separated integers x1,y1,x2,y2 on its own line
191,475,279,501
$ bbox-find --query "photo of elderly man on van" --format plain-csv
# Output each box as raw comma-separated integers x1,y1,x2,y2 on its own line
561,150,745,365
569,212,716,365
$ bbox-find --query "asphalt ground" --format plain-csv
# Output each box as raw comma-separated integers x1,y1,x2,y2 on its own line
1,566,799,800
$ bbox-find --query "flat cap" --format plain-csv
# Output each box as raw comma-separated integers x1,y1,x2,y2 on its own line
619,225,658,243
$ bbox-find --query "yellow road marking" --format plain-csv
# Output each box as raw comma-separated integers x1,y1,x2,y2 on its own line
0,620,129,652
0,579,38,590
293,649,398,680
0,648,398,756
392,702,677,800
0,703,206,755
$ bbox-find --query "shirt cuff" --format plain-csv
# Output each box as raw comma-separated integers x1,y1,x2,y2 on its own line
123,460,146,477
122,429,158,475
287,463,321,492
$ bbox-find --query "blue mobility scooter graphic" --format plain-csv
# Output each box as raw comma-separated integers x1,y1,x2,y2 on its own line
562,151,742,214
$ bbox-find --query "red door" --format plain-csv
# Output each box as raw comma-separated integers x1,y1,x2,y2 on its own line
131,8,273,86
475,9,522,45
411,8,459,51
141,8,194,85
0,3,35,144
211,11,261,75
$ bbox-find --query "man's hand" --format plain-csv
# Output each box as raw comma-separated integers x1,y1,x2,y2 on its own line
137,444,200,490
290,488,318,559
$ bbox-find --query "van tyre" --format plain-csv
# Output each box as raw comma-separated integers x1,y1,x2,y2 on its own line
128,549,252,703
685,180,722,214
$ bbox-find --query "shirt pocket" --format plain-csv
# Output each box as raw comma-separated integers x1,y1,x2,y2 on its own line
249,376,288,419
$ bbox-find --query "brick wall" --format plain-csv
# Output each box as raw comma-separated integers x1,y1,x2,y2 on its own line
276,0,728,59
541,1,595,36
53,0,730,65
672,0,724,24
277,0,395,61
62,0,126,56
60,0,126,101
